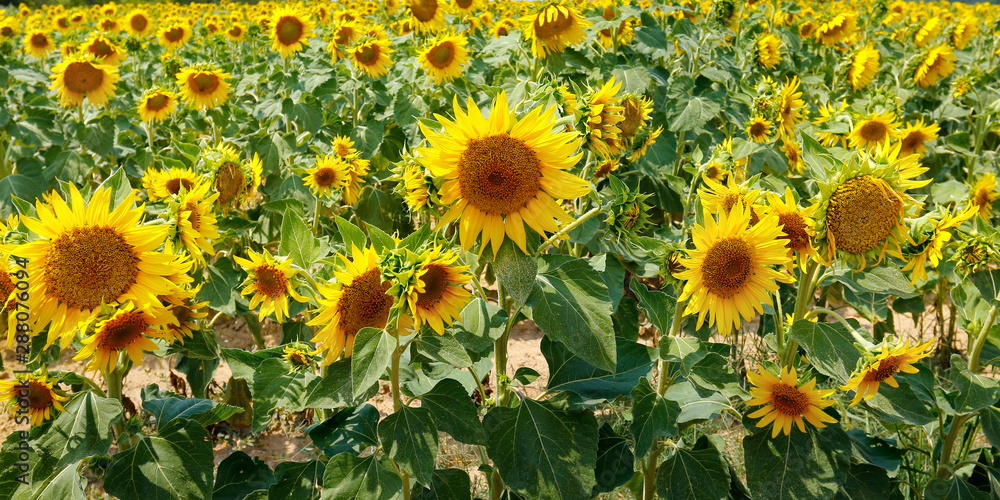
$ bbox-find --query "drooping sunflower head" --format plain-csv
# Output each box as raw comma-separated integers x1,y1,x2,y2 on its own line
756,33,782,69
308,245,399,365
344,157,370,205
970,172,999,220
82,33,127,66
75,301,176,372
848,44,880,91
48,53,119,108
897,119,939,157
840,340,933,406
912,16,941,48
746,365,837,438
350,36,394,78
22,30,54,59
581,76,625,157
157,284,209,345
848,111,901,152
405,245,473,335
952,74,974,99
951,15,979,50
407,0,447,33
812,100,851,148
764,187,822,270
270,6,315,58
418,33,469,85
202,143,257,213
169,181,220,266
780,139,805,174
902,204,977,285
520,2,591,58
950,232,998,275
913,44,956,88
234,249,308,323
675,201,793,336
176,65,231,110
815,12,857,46
13,184,179,348
332,135,357,159
776,77,806,137
137,87,178,123
282,343,320,371
618,94,653,140
491,18,517,38
814,151,920,270
304,154,351,199
604,175,653,241
392,152,436,212
418,91,591,256
0,372,69,427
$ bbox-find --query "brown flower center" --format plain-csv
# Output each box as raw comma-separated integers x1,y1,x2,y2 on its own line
619,97,644,138
190,72,220,95
456,0,474,8
750,121,768,138
826,175,902,255
44,226,139,310
254,264,288,298
416,264,449,308
165,27,185,43
0,269,15,308
97,311,147,350
337,267,392,339
164,177,193,195
426,42,455,68
857,120,887,143
30,33,49,48
701,237,754,299
63,61,104,94
27,381,54,410
334,26,354,45
778,211,809,252
145,94,171,113
356,44,380,64
863,356,904,382
275,16,304,45
228,26,243,38
410,0,439,22
534,6,573,39
770,383,808,415
458,134,541,215
131,15,148,32
313,167,337,187
900,132,924,153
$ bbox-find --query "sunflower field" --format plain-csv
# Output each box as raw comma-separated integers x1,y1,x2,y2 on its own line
2,0,1000,498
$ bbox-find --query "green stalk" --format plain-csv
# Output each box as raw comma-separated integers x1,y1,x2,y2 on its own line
539,206,602,253
968,293,1000,373
644,296,687,498
313,195,322,236
781,261,822,367
390,334,411,500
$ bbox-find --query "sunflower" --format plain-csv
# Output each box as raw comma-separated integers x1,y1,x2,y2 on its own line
777,77,806,137
848,111,900,152
699,175,763,218
756,33,781,69
49,54,119,108
418,92,591,256
418,33,469,85
158,23,191,51
840,340,933,406
52,15,72,34
11,185,179,348
327,20,360,61
157,285,209,345
350,37,393,78
125,9,153,37
81,33,127,66
0,372,68,427
400,160,432,211
914,45,956,88
303,155,350,199
0,18,19,40
407,246,473,335
848,45,880,91
408,0,447,33
521,2,591,58
204,144,260,213
781,139,805,174
814,150,919,270
225,23,246,42
176,65,231,110
171,182,220,265
897,119,939,157
270,6,315,58
491,18,516,38
619,95,652,139
765,187,822,270
913,16,940,48
453,0,478,15
593,158,621,181
308,245,397,365
812,101,850,148
902,204,977,285
143,167,200,201
282,343,319,371
628,125,662,162
675,201,792,336
137,88,178,123
234,249,308,323
22,30,54,59
814,12,856,46
747,365,838,438
332,135,357,159
746,116,772,144
952,16,979,50
970,172,999,219
74,301,175,372
582,77,625,157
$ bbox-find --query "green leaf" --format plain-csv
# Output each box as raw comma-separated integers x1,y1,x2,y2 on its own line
668,95,721,133
302,358,364,409
251,358,312,433
105,418,214,500
321,454,400,500
418,379,486,445
270,459,325,500
220,346,287,381
29,461,85,500
630,281,675,335
634,12,667,50
367,225,396,254
835,464,895,500
198,257,242,316
414,333,473,368
787,320,864,384
950,355,1000,413
411,469,471,500
99,168,133,210
33,392,121,474
214,452,276,500
542,336,656,405
453,298,508,353
630,378,681,458
279,210,315,270
743,425,852,500
830,266,917,299
483,397,599,499
611,65,651,95
491,239,537,306
865,379,936,425
0,175,46,211
846,429,904,472
378,406,438,485
923,476,990,500
334,215,368,251
527,255,616,372
663,381,733,424
351,327,394,399
659,337,707,372
655,439,731,500
593,423,634,495
141,385,242,428
306,404,380,457
687,353,744,398
980,407,1000,448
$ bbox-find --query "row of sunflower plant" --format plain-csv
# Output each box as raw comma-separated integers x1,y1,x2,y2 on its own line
1,0,1000,498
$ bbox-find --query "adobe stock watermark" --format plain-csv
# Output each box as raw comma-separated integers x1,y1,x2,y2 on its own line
10,255,32,485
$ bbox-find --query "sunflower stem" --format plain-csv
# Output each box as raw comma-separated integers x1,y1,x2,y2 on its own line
312,195,322,236
968,293,1000,373
782,260,821,367
806,308,875,350
656,296,687,396
146,121,156,168
936,414,971,479
389,333,411,500
78,375,107,398
538,206,602,254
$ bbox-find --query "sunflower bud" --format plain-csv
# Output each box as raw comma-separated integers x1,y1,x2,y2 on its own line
604,176,652,241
